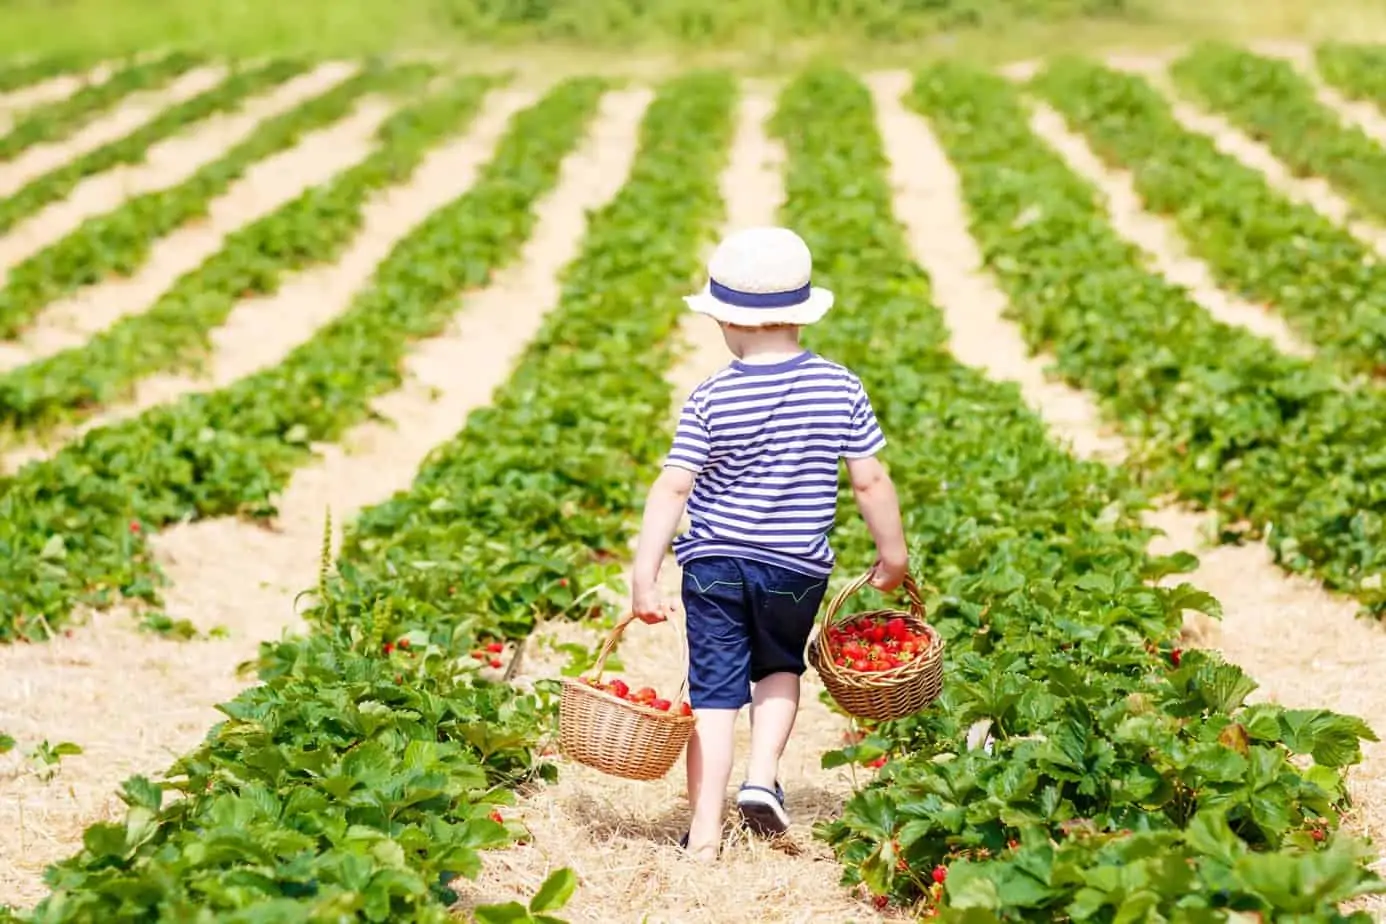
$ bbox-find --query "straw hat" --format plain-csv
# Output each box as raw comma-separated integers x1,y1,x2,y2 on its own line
683,227,834,326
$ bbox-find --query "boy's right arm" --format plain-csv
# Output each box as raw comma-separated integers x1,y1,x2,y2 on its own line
846,455,908,592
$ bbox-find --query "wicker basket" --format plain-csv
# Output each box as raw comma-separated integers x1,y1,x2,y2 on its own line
807,571,945,721
558,613,696,781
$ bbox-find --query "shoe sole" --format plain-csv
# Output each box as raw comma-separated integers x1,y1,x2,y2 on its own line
737,797,790,837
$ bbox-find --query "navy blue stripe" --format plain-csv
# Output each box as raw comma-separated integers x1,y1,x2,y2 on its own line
710,279,811,309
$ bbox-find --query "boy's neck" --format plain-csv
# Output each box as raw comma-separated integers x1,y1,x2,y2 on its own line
723,324,806,364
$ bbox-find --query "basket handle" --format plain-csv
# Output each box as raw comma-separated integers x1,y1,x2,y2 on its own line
821,570,926,629
586,611,690,703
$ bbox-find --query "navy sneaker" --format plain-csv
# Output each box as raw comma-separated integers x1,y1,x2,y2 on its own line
736,781,789,836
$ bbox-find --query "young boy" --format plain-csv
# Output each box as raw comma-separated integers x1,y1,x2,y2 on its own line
630,226,909,862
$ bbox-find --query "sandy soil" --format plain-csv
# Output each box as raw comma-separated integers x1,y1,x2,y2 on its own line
0,63,357,316
0,95,406,474
867,69,1386,910
0,67,227,199
457,87,893,924
0,65,115,135
0,83,652,910
1023,100,1314,359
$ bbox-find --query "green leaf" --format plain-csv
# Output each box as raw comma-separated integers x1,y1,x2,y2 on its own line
528,867,577,913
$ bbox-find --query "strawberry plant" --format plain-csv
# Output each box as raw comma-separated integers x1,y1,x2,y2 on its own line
0,59,306,236
1031,56,1386,378
1171,42,1386,227
315,70,735,643
1316,41,1386,106
773,64,1384,920
0,59,436,339
0,56,82,93
0,52,203,162
0,75,606,642
0,72,500,437
909,61,1386,619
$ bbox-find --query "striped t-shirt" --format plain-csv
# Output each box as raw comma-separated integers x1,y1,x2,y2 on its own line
664,350,886,578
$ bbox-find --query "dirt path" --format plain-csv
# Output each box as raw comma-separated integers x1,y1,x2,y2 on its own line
0,63,356,313
0,66,226,199
866,70,1386,900
0,96,415,474
0,84,648,910
0,65,114,134
1110,58,1386,258
1023,100,1314,359
461,87,890,924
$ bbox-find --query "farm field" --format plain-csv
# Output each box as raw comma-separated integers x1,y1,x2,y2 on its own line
1,34,1386,924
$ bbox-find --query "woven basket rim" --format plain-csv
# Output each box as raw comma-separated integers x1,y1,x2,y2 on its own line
561,677,697,724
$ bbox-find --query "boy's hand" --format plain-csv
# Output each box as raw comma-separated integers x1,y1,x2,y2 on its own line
868,556,908,593
632,583,672,624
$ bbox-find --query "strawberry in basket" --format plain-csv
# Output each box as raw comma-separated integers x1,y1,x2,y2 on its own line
825,614,932,673
580,676,694,716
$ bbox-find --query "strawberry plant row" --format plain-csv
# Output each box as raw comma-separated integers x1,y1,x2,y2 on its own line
0,59,306,236
915,61,1386,617
320,70,735,645
0,52,203,162
0,76,605,642
0,73,498,439
0,72,730,922
0,56,82,93
0,60,435,340
1030,58,1386,378
1316,41,1386,106
7,578,569,921
1170,42,1386,227
778,65,1383,920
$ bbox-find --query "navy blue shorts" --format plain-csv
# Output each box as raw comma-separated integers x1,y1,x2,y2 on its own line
682,556,829,710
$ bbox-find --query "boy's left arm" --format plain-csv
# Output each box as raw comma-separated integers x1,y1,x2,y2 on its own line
631,466,696,623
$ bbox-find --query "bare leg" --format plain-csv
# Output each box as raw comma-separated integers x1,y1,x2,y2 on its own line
745,672,800,789
685,707,738,860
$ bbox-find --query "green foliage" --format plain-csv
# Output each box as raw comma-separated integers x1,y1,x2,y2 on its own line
318,69,736,642
0,76,603,642
432,0,1134,44
0,59,307,236
1031,56,1386,378
15,628,564,921
772,62,1384,919
1171,42,1386,228
910,60,1386,617
0,52,203,162
0,60,436,339
0,56,83,93
1316,41,1386,106
0,73,498,438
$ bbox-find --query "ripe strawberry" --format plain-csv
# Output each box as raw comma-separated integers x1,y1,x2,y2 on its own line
471,650,486,660
852,658,869,672
608,679,630,699
129,520,141,534
382,641,394,655
932,865,948,884
1311,827,1326,842
489,657,503,669
397,637,410,650
489,810,503,825
867,755,887,769
873,895,889,910
651,698,672,711
486,641,504,654
678,702,693,716
559,578,570,588
632,686,656,703
1170,648,1183,668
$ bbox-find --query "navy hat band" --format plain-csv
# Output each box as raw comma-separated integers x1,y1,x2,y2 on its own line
709,279,811,309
